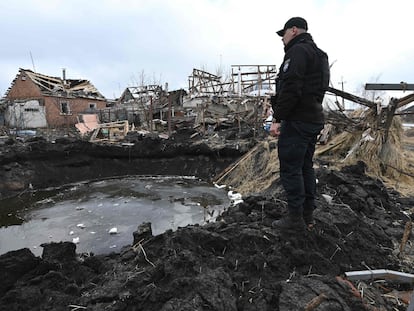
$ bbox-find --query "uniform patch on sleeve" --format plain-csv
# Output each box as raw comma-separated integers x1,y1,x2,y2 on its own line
283,58,290,72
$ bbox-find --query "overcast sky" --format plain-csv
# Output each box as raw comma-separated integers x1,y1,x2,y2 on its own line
1,0,413,100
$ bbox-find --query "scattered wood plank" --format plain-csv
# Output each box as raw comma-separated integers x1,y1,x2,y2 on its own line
399,221,412,256
304,293,328,311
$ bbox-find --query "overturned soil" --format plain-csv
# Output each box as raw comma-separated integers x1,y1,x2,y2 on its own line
1,129,414,310
0,129,253,199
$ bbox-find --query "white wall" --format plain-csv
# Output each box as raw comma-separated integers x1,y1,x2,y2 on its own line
5,100,47,128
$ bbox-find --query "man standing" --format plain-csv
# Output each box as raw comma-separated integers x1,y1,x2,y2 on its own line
270,17,329,231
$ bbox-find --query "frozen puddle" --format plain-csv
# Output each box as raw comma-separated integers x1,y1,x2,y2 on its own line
0,176,230,256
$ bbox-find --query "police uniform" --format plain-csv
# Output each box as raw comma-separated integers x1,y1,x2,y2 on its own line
272,27,329,229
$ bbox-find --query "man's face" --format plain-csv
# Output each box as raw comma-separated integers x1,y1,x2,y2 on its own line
282,27,296,46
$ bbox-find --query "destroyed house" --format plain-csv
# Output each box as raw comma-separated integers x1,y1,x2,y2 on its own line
114,85,164,128
118,85,164,105
116,85,186,129
4,68,107,128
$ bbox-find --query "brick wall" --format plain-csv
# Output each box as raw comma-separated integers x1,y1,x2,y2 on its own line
6,71,108,128
6,72,43,99
45,97,107,127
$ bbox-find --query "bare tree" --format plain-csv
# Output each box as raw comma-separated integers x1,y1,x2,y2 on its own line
357,74,386,102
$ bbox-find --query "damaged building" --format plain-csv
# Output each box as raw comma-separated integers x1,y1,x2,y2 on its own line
115,85,187,131
3,68,107,129
184,66,277,133
83,65,278,142
0,65,278,142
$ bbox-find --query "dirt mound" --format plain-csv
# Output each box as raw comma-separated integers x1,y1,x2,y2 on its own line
1,161,412,310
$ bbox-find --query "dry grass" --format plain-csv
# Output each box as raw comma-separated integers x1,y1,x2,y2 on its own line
218,139,280,196
384,133,414,196
316,108,414,195
219,108,414,197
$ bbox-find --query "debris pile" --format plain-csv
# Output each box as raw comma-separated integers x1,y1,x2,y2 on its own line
184,97,269,140
319,86,414,184
317,108,406,180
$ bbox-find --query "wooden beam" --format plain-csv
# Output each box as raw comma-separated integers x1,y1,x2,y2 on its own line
231,64,276,67
327,87,376,108
382,97,398,144
365,83,414,91
396,93,414,109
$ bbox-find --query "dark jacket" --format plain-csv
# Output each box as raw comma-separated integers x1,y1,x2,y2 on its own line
273,32,328,123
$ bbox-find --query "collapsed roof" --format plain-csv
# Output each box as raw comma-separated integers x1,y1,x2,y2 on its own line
6,68,105,100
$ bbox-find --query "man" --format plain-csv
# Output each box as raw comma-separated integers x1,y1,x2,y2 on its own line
270,17,329,231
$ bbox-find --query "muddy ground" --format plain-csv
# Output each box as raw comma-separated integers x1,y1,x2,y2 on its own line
0,128,255,199
1,128,414,310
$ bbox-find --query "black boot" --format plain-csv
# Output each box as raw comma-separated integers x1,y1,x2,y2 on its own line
272,213,306,231
303,210,316,229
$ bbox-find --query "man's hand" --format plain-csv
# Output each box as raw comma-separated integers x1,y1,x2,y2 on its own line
269,122,280,137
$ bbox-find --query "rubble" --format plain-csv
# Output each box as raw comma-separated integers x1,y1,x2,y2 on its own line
89,120,129,143
2,67,414,309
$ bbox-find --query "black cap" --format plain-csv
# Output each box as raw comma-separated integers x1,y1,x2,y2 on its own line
276,17,308,36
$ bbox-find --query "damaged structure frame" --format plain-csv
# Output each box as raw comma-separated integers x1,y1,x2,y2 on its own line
87,65,278,142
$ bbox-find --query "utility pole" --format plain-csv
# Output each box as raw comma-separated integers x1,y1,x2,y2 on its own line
338,77,346,110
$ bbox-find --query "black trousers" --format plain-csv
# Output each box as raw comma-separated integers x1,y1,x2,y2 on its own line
277,120,324,216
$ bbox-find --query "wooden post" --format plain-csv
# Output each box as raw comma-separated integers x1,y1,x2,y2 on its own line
202,104,205,134
168,94,172,135
149,96,153,132
381,97,399,144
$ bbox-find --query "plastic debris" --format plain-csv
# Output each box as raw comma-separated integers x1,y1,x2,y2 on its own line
214,183,226,189
228,190,242,200
321,194,333,205
109,227,118,234
228,190,243,205
345,269,414,283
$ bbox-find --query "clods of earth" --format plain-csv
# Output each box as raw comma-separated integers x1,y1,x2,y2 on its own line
1,131,414,310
